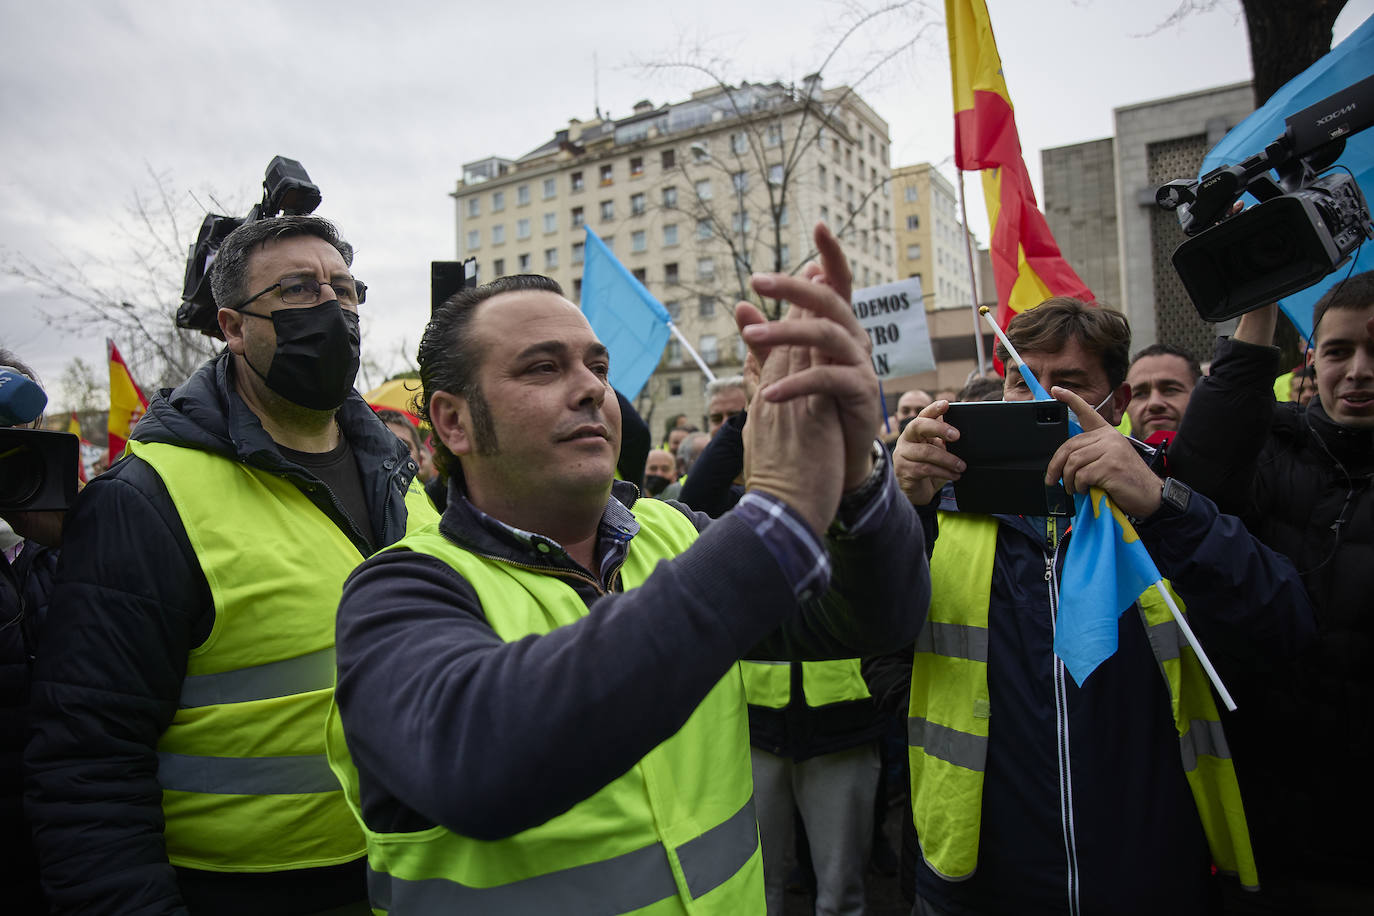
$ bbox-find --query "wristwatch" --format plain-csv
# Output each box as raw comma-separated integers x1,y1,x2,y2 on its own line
1159,477,1192,514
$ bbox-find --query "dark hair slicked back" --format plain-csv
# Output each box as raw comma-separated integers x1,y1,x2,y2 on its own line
998,297,1132,389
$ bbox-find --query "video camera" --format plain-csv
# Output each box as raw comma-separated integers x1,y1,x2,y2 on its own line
0,368,79,513
177,156,323,337
1157,73,1374,322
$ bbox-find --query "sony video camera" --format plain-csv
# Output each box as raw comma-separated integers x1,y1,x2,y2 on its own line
177,156,323,337
0,368,79,513
1157,73,1374,322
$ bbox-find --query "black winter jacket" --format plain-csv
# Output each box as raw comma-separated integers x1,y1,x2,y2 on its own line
24,351,421,915
1170,335,1374,890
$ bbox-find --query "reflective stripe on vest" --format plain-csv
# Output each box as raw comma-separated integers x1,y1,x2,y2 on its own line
327,496,763,914
910,511,1258,888
739,658,871,710
367,797,759,915
129,440,437,872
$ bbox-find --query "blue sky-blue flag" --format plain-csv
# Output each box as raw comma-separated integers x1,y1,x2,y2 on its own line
1012,356,1167,684
1200,14,1374,341
580,226,673,400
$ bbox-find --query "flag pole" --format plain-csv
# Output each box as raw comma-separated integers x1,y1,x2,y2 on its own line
668,321,717,383
957,170,988,377
977,305,1237,710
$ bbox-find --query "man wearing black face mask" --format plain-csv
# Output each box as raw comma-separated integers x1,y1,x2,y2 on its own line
25,216,438,915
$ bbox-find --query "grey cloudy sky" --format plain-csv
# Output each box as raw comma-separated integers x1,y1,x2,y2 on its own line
2,0,1370,405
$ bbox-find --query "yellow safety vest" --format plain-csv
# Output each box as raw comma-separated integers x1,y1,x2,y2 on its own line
129,439,437,872
908,511,1257,888
326,497,764,914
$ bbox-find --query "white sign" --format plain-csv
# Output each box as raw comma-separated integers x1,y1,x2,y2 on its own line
850,277,935,379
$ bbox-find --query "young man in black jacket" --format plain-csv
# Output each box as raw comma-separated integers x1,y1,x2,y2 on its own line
1169,276,1374,914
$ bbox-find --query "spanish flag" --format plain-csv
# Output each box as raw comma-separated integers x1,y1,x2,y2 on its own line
948,0,1092,330
107,339,148,465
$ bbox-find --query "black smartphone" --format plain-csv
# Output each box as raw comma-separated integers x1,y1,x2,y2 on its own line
944,400,1073,517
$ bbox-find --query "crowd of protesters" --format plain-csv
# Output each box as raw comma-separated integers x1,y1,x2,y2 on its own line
1,211,1369,916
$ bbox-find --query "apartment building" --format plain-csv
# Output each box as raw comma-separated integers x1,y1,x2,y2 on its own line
452,78,894,431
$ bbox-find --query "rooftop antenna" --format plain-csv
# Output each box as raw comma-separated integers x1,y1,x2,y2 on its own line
593,51,602,120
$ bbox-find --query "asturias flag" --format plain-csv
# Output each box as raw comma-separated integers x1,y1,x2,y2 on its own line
107,339,148,465
580,226,673,400
947,0,1093,330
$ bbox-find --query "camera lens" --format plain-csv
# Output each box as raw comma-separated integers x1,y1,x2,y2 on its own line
0,438,45,508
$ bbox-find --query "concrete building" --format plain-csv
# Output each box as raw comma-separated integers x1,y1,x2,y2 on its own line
1042,82,1254,361
451,79,895,431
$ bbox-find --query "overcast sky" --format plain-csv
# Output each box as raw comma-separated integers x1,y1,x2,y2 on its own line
2,0,1370,406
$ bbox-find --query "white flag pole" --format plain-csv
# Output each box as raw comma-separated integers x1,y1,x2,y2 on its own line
957,171,988,377
978,309,1237,710
668,321,717,383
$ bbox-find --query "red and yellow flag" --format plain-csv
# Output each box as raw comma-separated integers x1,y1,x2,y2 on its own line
107,339,148,465
948,0,1093,331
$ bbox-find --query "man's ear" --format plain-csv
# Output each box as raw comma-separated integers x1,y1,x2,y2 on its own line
430,390,474,457
1306,347,1316,368
218,308,247,356
1107,381,1131,427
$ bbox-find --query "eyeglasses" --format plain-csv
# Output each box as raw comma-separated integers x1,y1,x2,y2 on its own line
234,275,367,311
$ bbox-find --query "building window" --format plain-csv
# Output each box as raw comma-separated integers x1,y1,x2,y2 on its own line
572,241,585,265
662,149,676,170
663,186,678,209
906,243,922,260
630,193,645,216
492,190,505,212
768,164,783,186
493,258,505,276
491,224,505,244
780,244,791,268
571,207,585,229
668,376,683,397
731,171,748,192
663,224,678,246
731,211,751,233
834,176,842,198
696,219,712,240
516,218,531,240
545,247,558,269
778,204,789,226
730,131,748,155
632,267,647,283
766,123,783,147
599,164,613,186
700,334,719,364
543,177,557,199
516,185,530,206
630,156,644,178
845,147,852,171
666,338,682,364
819,164,827,189
905,185,919,203
573,277,582,300
695,178,712,201
466,197,480,218
698,296,715,319
600,200,614,222
631,230,647,252
906,214,920,230
543,212,556,233
665,300,681,320
466,229,480,250
820,205,829,223
602,236,614,252
665,262,679,285
697,257,715,281
518,252,531,271
571,171,584,192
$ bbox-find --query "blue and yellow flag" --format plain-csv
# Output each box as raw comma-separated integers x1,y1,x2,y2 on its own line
580,226,672,401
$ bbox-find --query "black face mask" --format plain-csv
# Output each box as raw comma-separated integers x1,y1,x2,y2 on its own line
239,301,361,411
643,474,672,496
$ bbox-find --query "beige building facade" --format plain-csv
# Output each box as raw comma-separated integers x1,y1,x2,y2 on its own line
451,79,894,435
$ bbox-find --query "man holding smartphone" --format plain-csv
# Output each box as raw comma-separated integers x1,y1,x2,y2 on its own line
892,297,1313,916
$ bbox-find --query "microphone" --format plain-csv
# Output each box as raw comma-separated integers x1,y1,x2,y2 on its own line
0,366,48,427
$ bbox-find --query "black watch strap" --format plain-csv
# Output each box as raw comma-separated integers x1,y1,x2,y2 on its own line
1160,477,1191,514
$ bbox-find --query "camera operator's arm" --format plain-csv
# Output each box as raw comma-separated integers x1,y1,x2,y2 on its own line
1169,305,1281,516
25,460,204,914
